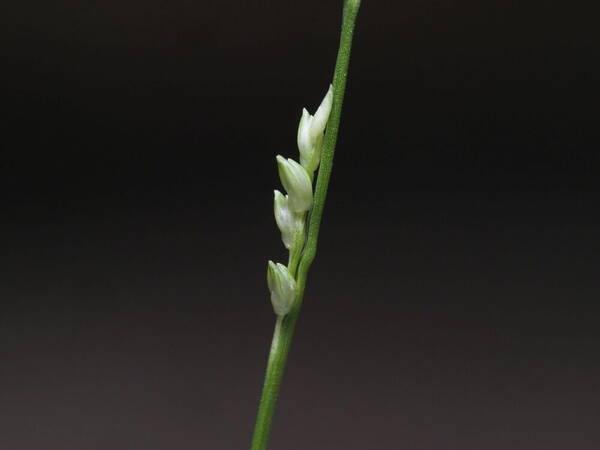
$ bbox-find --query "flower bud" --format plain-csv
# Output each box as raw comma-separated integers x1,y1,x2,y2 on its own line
276,156,313,213
297,108,313,168
267,261,296,316
274,190,304,249
297,85,333,173
311,84,333,139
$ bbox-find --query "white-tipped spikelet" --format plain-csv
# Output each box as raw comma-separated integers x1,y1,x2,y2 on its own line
297,109,314,169
297,85,333,173
274,190,304,250
311,84,334,139
267,261,297,316
276,156,313,213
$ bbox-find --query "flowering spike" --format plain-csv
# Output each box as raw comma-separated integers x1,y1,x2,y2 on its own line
266,261,296,316
276,156,313,213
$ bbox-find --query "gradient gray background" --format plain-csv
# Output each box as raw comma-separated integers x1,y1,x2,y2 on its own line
2,0,599,449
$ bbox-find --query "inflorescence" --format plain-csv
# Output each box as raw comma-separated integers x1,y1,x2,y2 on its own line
267,85,333,316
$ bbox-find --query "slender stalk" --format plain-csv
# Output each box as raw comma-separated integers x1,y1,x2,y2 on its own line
250,2,361,449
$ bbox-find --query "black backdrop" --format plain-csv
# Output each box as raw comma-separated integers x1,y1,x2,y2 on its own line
3,1,599,449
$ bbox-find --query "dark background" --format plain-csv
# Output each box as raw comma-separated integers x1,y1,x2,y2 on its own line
2,0,599,449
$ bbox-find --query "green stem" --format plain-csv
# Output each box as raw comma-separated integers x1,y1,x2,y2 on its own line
250,2,361,449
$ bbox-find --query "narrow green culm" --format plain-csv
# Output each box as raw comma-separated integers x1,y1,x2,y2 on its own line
251,1,362,449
